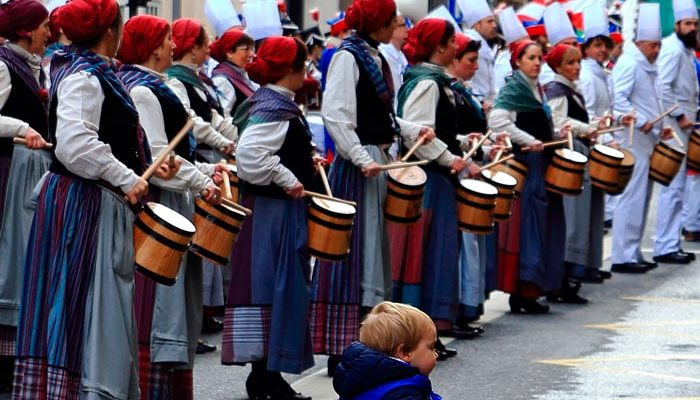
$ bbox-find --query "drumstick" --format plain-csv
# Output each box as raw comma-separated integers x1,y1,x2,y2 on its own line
221,197,253,216
219,160,233,200
377,160,429,171
493,149,503,163
12,137,53,149
521,138,569,152
317,161,333,197
504,136,513,149
566,128,574,151
669,129,685,148
142,119,193,181
401,136,426,162
304,190,357,207
479,154,515,172
451,131,494,174
168,153,176,168
629,113,635,147
597,126,627,134
648,104,680,127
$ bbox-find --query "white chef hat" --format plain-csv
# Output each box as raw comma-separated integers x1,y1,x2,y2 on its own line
636,3,661,42
583,3,609,40
427,5,461,32
673,0,699,23
499,7,528,45
457,0,493,28
543,3,576,45
205,0,243,38
242,0,282,41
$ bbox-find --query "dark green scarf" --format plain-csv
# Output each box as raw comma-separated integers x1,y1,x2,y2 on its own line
397,64,453,117
493,71,550,116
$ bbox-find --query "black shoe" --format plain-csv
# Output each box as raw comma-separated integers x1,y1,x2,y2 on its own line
196,340,217,354
267,371,311,400
597,269,612,279
549,291,589,304
679,249,696,261
638,259,658,269
604,219,613,229
653,251,694,265
442,325,481,340
326,355,341,378
579,269,604,284
201,316,224,334
611,263,650,274
246,371,270,400
434,338,457,360
509,295,550,314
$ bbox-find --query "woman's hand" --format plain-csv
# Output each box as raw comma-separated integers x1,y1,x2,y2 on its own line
450,157,468,174
466,162,481,178
24,128,48,149
203,186,222,205
313,155,328,171
528,139,544,152
661,126,674,141
154,156,180,180
125,178,148,205
418,127,436,144
285,181,305,198
621,113,636,127
362,162,382,178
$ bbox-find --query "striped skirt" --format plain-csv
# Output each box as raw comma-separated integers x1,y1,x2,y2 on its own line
221,194,313,374
0,146,51,356
387,218,424,308
13,173,139,400
310,146,391,356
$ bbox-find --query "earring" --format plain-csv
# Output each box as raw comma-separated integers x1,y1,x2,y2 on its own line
439,48,445,53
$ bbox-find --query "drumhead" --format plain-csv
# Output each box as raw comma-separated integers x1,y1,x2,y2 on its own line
593,144,624,159
388,166,427,185
659,140,686,155
481,170,517,187
460,179,498,196
312,197,356,215
557,148,588,163
148,202,196,233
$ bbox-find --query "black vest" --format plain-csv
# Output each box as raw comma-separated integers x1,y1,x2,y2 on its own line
456,93,487,135
148,87,194,162
242,117,320,199
544,81,590,144
513,107,554,163
0,63,48,157
419,83,462,181
349,52,398,146
49,77,144,178
181,79,212,123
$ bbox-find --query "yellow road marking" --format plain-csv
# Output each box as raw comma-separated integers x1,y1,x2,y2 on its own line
623,296,700,304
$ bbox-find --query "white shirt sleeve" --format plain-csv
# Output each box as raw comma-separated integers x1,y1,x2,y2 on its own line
657,45,684,118
213,75,236,118
130,85,213,193
54,72,140,193
488,108,536,146
613,61,647,127
547,96,592,137
579,74,598,121
210,109,238,142
236,120,298,190
0,61,29,138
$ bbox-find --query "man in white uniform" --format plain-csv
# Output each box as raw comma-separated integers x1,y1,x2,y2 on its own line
379,15,410,110
611,3,674,273
493,7,529,95
541,2,578,85
460,0,498,109
653,0,699,264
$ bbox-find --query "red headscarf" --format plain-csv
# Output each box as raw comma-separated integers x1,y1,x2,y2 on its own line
402,18,448,65
118,15,170,65
246,36,300,85
0,0,48,41
58,0,118,44
545,43,576,71
47,6,62,44
172,18,202,61
209,27,247,62
455,33,473,57
345,0,396,34
509,39,537,69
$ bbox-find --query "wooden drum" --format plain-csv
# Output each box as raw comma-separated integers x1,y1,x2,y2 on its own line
307,197,356,261
134,202,196,286
649,141,686,186
385,166,427,224
190,198,246,265
492,158,528,197
545,148,588,196
687,130,700,172
481,170,517,221
456,179,498,234
589,144,625,193
608,149,636,195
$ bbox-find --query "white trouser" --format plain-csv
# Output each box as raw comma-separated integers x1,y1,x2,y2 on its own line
605,194,619,222
654,162,687,255
684,173,700,232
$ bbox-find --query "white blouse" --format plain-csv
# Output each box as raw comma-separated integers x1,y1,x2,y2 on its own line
488,71,544,146
0,43,43,138
211,63,259,119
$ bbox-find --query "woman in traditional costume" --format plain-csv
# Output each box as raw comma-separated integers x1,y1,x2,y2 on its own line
488,40,566,314
221,36,320,400
210,28,258,120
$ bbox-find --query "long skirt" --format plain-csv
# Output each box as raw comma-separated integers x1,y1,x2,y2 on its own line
0,147,51,355
134,190,203,400
497,153,566,296
387,218,424,308
0,154,12,225
221,194,313,374
13,173,139,399
310,146,391,356
202,260,224,308
459,233,487,320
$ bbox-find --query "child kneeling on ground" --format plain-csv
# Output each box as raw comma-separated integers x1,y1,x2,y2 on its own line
333,301,442,400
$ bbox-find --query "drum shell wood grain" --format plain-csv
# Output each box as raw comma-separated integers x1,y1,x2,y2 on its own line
607,149,636,195
307,199,356,261
384,167,427,224
134,203,195,286
687,131,700,172
649,141,685,186
456,180,497,234
589,146,624,193
545,149,588,196
190,198,246,266
492,158,528,197
480,170,517,221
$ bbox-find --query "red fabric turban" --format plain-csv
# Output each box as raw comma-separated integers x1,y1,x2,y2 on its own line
118,15,170,65
345,0,396,34
172,18,202,61
545,43,575,71
402,18,448,65
510,39,537,69
246,36,299,85
58,0,118,44
209,27,246,62
0,0,48,41
455,33,472,57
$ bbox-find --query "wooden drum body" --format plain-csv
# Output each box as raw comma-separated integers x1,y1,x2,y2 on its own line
190,198,246,266
134,202,196,286
492,158,528,197
307,198,356,261
608,149,635,195
456,179,498,234
649,141,685,186
589,144,625,193
385,166,427,224
545,148,588,196
481,170,517,221
687,130,700,172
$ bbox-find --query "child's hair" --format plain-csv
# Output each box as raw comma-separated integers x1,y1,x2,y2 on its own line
359,301,435,356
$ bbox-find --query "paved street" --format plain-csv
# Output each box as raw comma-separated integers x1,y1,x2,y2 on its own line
193,186,700,399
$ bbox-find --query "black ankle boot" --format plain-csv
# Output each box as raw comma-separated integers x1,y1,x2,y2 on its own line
267,371,311,400
434,338,457,360
327,355,341,377
246,361,270,400
510,295,550,314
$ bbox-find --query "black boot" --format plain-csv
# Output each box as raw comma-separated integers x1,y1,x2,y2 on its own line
434,338,457,360
326,355,341,377
0,356,13,393
267,371,311,400
510,295,550,314
246,361,270,400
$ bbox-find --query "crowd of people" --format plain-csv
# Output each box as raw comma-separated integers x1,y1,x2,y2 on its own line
0,0,698,398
